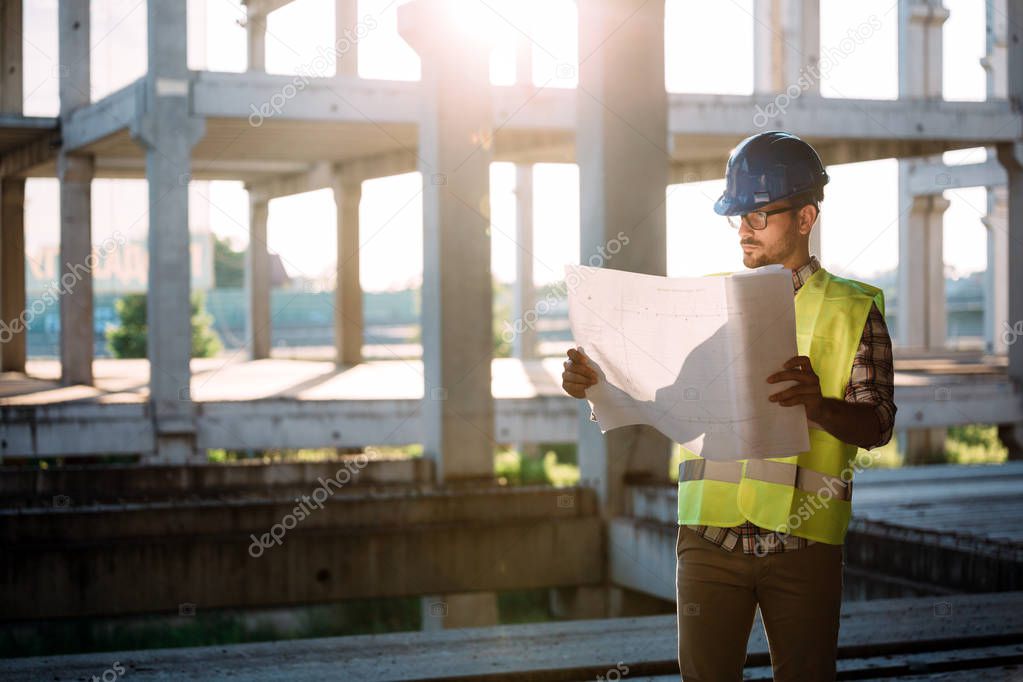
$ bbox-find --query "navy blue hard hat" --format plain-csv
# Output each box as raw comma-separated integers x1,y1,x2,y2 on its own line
713,131,829,216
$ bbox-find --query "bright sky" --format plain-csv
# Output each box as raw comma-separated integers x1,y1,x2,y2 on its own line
21,0,993,292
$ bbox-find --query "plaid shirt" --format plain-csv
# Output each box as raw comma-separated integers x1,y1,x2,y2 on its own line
687,256,896,554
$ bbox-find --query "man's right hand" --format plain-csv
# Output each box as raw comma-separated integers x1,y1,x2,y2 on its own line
562,347,598,399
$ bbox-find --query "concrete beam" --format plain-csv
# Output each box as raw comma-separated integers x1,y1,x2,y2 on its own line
333,176,362,365
192,71,420,124
62,79,142,152
134,0,206,463
399,0,495,482
670,94,1020,142
577,0,673,518
0,376,1019,458
0,457,435,506
906,157,1006,195
245,194,271,359
1,486,602,620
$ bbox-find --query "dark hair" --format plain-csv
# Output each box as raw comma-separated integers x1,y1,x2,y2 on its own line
789,189,823,216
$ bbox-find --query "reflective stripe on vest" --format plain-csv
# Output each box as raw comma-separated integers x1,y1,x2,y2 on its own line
679,458,852,501
676,266,884,544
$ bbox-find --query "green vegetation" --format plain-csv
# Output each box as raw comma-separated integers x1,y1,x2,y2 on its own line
105,292,222,359
495,446,579,486
213,234,245,288
945,424,1008,464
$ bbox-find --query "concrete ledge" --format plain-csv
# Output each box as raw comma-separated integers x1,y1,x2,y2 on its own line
0,457,435,505
0,486,602,620
3,592,1023,680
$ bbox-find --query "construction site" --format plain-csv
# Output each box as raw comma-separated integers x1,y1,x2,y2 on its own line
2,0,1023,679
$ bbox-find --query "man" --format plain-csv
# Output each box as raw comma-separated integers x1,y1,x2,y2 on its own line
561,131,896,681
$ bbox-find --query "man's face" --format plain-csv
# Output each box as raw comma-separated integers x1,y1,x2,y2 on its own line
736,199,804,269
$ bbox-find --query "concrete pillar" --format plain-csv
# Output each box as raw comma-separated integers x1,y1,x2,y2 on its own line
576,0,672,516
985,0,1009,354
335,0,358,76
985,186,1009,354
897,192,950,349
420,592,498,631
0,0,25,374
1,178,25,374
549,585,608,620
900,427,948,465
753,0,822,259
246,193,271,360
996,0,1023,459
333,177,362,366
753,0,820,95
512,164,537,360
897,0,949,350
134,0,206,463
57,0,94,386
398,1,495,483
245,4,266,72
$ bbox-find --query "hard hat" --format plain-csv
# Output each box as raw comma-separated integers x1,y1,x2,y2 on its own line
713,131,829,216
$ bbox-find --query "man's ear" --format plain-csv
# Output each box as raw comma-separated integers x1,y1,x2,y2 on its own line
797,205,817,236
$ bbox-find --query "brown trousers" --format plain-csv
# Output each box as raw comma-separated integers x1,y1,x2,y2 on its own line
675,525,844,681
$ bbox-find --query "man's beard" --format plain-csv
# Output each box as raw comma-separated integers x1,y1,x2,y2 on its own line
741,230,798,269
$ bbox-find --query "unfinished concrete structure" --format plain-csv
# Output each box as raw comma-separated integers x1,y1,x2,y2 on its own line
3,0,1023,673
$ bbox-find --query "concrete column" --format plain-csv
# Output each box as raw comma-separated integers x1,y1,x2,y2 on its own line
1,178,26,373
897,0,949,350
398,1,495,483
57,0,94,386
420,593,498,631
246,6,266,72
753,0,822,259
996,0,1023,459
753,0,820,94
576,0,672,516
512,164,537,360
246,193,271,360
333,177,362,366
985,0,1009,354
0,0,25,373
900,426,948,465
898,192,949,349
133,0,206,463
335,0,358,76
896,192,949,464
985,186,1009,354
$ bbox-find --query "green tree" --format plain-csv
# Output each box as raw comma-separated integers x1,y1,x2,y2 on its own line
106,292,223,359
213,234,244,288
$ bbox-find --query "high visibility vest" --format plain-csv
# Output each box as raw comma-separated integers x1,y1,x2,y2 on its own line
677,266,885,545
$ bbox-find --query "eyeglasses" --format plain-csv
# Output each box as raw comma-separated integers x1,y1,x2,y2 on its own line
726,205,796,230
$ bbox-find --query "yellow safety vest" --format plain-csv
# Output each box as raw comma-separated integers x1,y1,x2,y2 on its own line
677,266,885,545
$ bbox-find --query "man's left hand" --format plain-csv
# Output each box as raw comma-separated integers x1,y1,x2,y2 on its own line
766,355,825,422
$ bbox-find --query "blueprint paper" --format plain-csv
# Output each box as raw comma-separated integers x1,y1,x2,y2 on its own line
565,264,810,461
